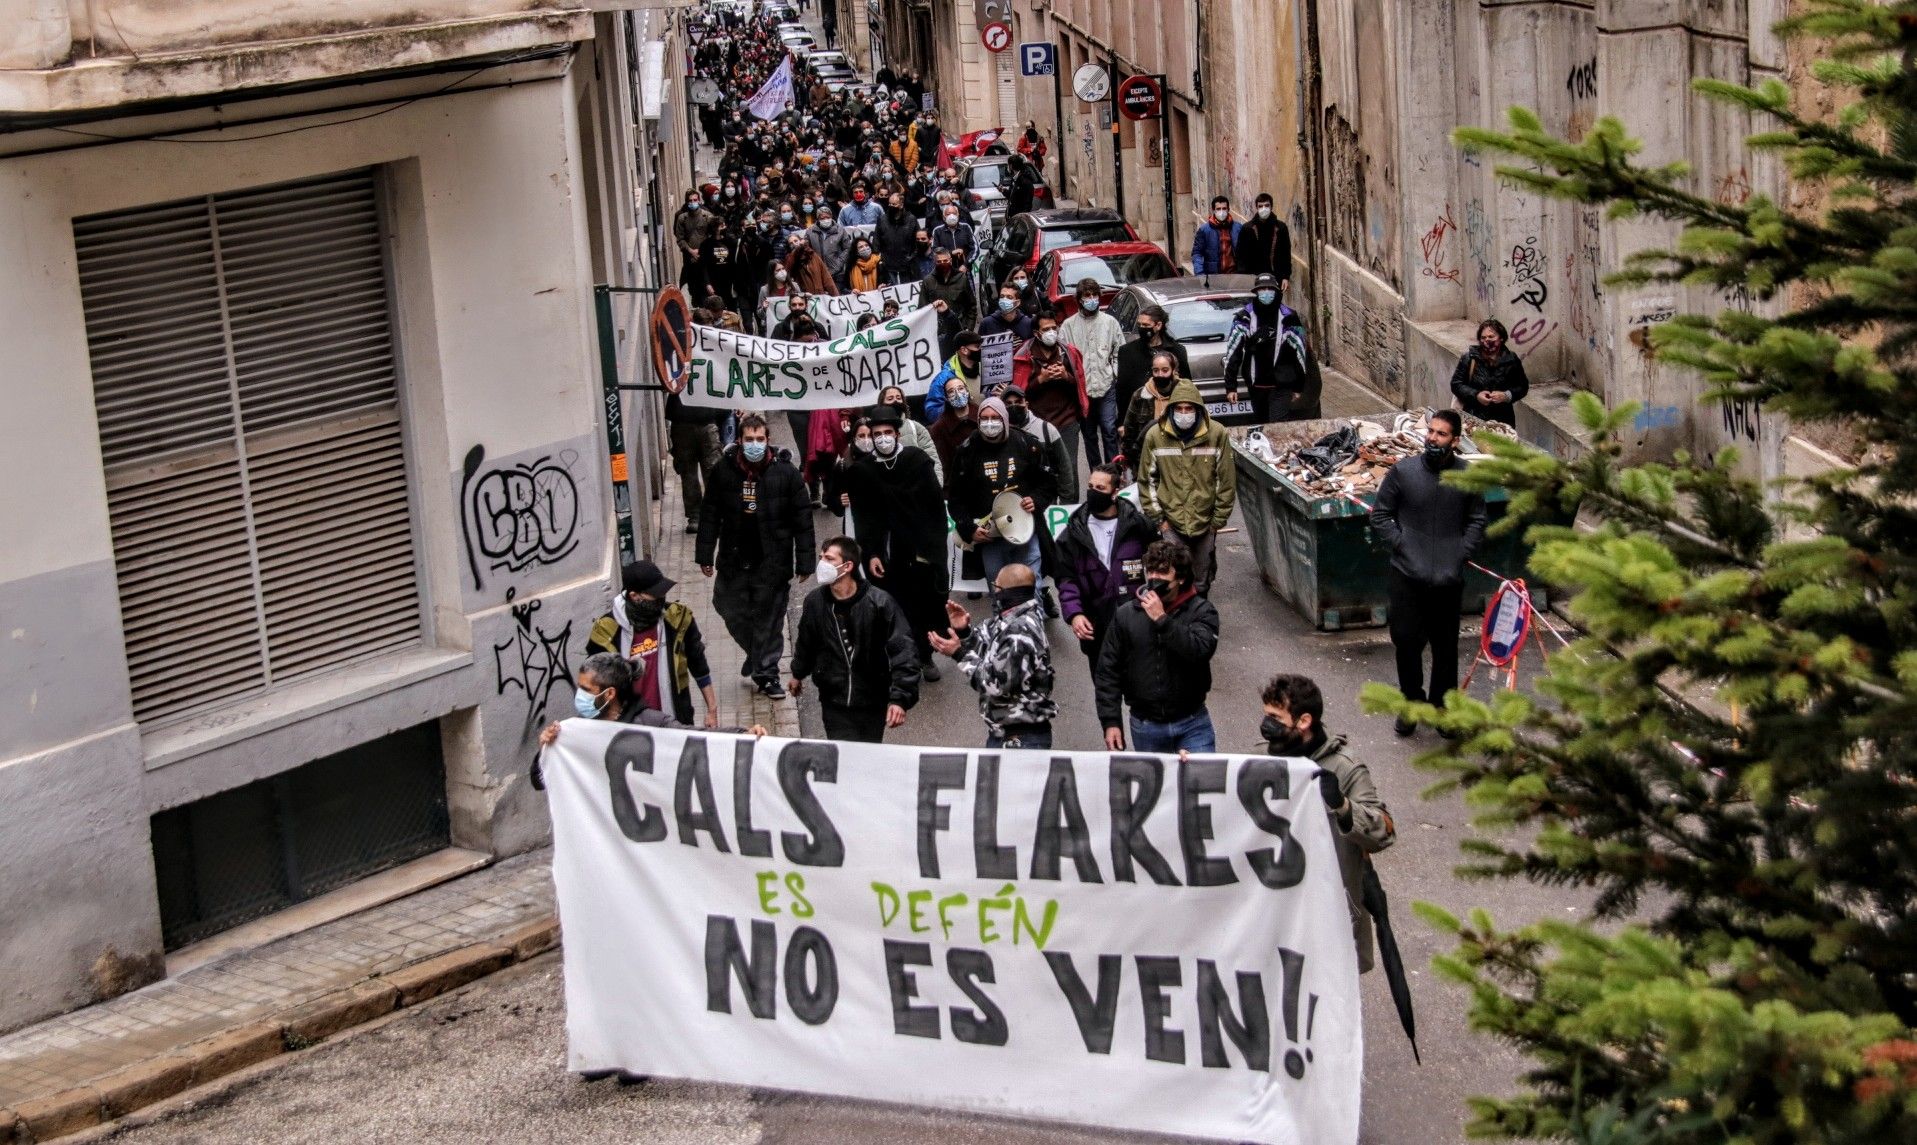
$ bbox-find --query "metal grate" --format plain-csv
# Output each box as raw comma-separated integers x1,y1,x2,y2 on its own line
150,720,452,950
74,170,421,724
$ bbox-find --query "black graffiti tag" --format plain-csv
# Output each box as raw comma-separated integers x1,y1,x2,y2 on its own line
494,587,574,740
460,445,581,589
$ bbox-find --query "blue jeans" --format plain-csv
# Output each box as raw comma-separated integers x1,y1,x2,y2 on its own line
1087,389,1121,466
1129,709,1216,753
978,534,1042,599
986,724,1052,749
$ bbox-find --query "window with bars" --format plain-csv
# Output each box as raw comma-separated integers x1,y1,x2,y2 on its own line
75,169,423,726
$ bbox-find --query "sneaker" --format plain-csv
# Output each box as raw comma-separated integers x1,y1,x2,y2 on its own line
1393,714,1416,738
756,677,788,699
920,656,942,682
684,521,698,535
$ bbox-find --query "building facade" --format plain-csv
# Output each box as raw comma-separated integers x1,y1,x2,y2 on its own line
0,0,690,1033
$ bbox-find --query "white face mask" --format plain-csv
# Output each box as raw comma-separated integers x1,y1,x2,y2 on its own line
874,433,898,456
1039,330,1059,346
855,437,875,453
1172,410,1198,431
1214,208,1230,221
978,418,1005,440
815,557,845,585
944,213,959,226
775,269,788,281
1256,205,1272,218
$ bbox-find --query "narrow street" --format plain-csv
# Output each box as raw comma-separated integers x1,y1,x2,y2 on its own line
100,511,1572,1145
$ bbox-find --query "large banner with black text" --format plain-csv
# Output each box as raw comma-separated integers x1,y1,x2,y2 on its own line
764,281,922,338
543,724,1362,1144
680,303,941,410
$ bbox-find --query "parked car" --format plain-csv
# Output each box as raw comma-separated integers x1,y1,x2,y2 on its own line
952,154,1049,229
983,208,1138,295
806,49,853,72
1106,275,1318,425
1034,242,1178,318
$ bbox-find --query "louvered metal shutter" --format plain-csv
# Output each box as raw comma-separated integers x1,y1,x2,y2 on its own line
75,169,422,725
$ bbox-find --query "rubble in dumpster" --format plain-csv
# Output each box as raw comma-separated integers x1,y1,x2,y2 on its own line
1236,411,1516,500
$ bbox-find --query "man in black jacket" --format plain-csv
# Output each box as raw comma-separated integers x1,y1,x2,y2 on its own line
1369,409,1488,734
1055,464,1157,670
1095,539,1221,753
848,406,952,679
919,246,978,359
874,190,921,286
789,536,921,742
1114,306,1190,446
696,415,816,699
1448,318,1531,427
1235,192,1293,283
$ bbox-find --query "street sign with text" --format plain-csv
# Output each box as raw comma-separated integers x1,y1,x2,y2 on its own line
1116,73,1163,121
1019,42,1056,76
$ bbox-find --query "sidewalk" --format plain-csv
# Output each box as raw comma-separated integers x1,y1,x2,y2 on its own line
0,449,803,1142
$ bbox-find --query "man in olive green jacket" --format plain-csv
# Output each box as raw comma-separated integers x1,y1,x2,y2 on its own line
1261,673,1396,972
1138,378,1237,594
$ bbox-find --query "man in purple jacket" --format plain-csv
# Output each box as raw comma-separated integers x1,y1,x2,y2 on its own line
1054,463,1158,669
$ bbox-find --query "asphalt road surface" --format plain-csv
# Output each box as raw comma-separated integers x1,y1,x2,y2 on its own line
102,504,1579,1145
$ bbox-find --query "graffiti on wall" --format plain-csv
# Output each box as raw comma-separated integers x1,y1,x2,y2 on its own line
1463,199,1494,307
493,586,574,740
1506,236,1549,312
1565,57,1597,101
1509,315,1559,358
1722,397,1762,444
1324,107,1370,272
460,444,582,591
1714,167,1752,207
1418,206,1460,283
1565,205,1602,347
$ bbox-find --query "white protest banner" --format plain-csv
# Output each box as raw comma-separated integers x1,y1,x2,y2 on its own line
681,305,943,410
981,329,1017,391
545,724,1363,1145
746,56,795,120
765,282,922,338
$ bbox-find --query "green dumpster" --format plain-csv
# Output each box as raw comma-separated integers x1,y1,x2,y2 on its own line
1229,428,1544,631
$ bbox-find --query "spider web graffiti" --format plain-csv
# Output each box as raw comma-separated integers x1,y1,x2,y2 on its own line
494,587,573,740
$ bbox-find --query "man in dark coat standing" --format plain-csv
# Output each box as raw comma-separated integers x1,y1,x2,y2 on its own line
1235,192,1294,284
848,406,952,679
789,536,921,742
1369,409,1488,735
874,190,922,287
696,415,816,699
1448,318,1531,427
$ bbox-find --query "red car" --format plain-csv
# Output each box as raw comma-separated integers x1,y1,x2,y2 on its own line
1035,242,1178,318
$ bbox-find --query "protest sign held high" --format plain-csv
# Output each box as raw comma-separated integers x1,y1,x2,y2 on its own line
679,304,944,411
544,723,1363,1145
765,282,921,338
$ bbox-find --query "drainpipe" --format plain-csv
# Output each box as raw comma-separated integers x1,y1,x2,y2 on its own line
1300,0,1327,346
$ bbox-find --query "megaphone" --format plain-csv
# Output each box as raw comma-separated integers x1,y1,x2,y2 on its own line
987,490,1035,545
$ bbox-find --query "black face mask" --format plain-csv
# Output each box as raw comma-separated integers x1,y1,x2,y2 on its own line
1146,577,1174,600
1261,715,1312,755
628,596,665,628
1136,325,1158,341
997,584,1038,610
1007,406,1030,427
1085,489,1116,515
1151,374,1176,394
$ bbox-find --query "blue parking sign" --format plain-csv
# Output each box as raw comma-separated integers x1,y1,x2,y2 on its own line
1019,42,1056,77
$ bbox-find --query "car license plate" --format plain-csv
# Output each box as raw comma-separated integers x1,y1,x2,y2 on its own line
1207,401,1254,417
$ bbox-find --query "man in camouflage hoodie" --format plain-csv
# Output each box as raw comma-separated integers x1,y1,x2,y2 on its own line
927,563,1058,749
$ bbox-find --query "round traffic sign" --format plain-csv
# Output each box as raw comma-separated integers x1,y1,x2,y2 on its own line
1116,74,1163,121
980,20,1012,53
1072,62,1110,103
651,286,694,394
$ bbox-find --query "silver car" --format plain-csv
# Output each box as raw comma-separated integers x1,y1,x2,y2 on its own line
953,155,1011,229
1108,275,1316,425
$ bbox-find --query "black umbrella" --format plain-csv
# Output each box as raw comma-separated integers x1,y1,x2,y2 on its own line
1360,859,1420,1064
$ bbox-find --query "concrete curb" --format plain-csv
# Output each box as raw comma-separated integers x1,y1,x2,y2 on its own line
1,916,561,1143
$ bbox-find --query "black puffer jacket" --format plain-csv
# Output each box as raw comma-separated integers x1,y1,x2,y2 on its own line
1448,347,1530,427
791,582,921,711
1370,453,1488,586
696,445,815,579
1093,588,1220,727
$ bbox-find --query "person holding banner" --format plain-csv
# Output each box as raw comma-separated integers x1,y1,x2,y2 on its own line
1095,539,1222,753
788,537,920,742
927,564,1058,748
1257,673,1397,972
536,653,766,748
696,416,815,700
948,397,1056,609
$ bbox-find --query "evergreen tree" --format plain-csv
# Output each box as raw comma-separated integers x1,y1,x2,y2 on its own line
1366,2,1917,1139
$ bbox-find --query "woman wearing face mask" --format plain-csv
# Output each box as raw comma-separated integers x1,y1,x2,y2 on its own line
849,239,883,292
536,653,765,753
929,374,979,479
1252,673,1396,973
1010,315,1089,502
948,397,1057,608
1447,318,1530,427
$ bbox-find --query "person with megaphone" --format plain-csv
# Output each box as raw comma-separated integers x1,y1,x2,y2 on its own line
946,397,1056,611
